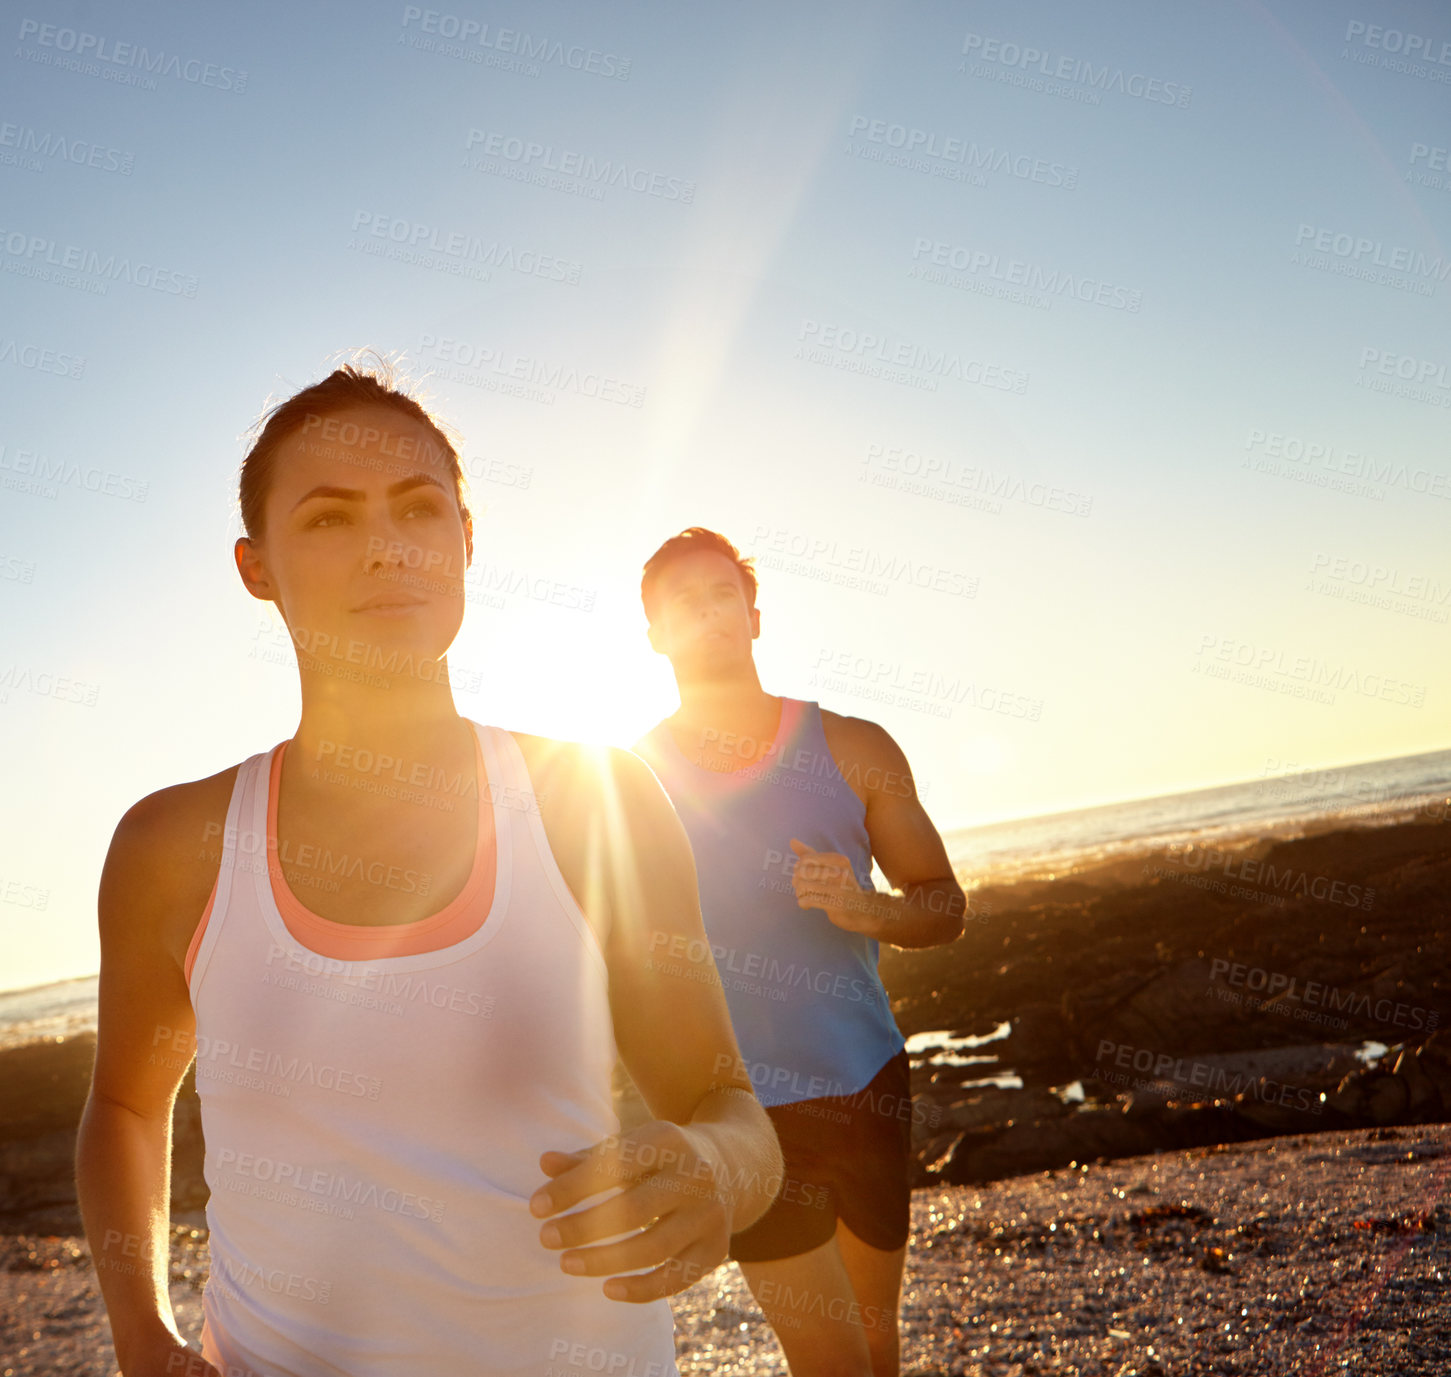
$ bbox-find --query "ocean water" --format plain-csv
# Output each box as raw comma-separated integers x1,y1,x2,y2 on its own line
3,748,1447,1043
944,746,1451,882
0,973,99,1049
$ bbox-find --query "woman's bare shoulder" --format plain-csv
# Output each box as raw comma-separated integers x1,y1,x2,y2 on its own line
112,764,244,860
103,763,247,960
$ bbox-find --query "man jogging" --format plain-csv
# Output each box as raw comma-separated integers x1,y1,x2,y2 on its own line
632,527,966,1377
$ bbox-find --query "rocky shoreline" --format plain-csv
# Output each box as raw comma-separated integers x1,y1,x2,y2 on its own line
883,813,1451,1190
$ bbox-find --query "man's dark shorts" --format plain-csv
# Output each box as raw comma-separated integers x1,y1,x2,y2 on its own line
728,1049,913,1263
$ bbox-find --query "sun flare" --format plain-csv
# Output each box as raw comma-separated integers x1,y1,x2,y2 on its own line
453,600,676,753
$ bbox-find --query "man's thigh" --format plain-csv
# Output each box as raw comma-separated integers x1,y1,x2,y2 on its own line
834,1217,907,1338
728,1050,913,1265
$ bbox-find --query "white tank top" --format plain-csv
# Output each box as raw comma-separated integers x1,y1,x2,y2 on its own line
186,720,679,1377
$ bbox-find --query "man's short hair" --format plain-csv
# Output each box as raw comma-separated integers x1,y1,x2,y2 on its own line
640,527,758,626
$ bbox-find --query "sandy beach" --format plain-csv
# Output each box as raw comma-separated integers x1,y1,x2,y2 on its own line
3,806,1448,1373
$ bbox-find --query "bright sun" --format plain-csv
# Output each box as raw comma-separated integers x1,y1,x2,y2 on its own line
452,601,676,751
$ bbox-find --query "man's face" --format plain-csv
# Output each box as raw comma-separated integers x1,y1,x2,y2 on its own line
647,550,759,676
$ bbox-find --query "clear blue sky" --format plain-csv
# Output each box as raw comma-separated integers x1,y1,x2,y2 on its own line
2,0,1448,990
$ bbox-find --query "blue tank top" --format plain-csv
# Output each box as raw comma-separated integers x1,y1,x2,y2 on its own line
635,698,904,1108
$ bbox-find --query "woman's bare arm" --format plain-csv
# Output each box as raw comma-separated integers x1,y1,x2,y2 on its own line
522,745,783,1301
76,781,228,1375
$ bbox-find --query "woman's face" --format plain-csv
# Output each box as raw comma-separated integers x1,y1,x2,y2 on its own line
238,404,473,670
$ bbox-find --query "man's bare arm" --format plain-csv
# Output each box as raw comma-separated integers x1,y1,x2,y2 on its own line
802,713,965,949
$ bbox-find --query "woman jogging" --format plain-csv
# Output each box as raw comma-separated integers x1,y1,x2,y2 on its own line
74,359,782,1377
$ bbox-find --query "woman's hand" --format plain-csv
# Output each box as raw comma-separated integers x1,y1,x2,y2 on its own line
121,1334,222,1377
532,1119,739,1302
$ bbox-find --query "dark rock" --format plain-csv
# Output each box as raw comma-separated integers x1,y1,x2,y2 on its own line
930,1100,1264,1186
1364,1073,1412,1124
0,1128,79,1216
882,818,1451,1187
1392,1045,1443,1119
0,1031,210,1226
919,1086,1068,1137
0,1033,97,1140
